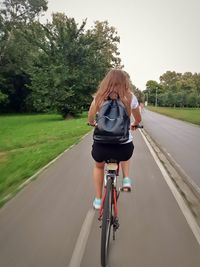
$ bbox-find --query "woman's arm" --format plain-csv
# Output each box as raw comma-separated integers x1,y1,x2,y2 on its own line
88,99,97,125
131,106,142,128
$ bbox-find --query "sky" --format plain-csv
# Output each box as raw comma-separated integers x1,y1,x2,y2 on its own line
43,0,200,90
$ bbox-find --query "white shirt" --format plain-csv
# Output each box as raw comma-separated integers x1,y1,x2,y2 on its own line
123,94,139,144
131,94,139,109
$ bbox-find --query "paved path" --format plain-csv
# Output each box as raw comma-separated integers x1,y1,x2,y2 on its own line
141,109,200,188
0,131,200,267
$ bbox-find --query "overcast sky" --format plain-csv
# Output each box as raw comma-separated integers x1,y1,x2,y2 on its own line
44,0,200,90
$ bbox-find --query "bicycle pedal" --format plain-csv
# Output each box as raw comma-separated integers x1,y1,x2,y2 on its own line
113,219,120,231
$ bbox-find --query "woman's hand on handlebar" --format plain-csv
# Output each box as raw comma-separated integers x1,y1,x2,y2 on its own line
87,121,97,127
131,123,143,130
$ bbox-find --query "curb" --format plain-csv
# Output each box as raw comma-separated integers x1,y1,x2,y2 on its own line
141,128,200,226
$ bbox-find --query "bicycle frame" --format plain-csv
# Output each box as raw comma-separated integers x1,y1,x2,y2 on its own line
98,162,120,232
99,161,121,266
99,184,117,220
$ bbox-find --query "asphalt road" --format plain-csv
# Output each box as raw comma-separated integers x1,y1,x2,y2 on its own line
0,130,200,267
141,109,200,189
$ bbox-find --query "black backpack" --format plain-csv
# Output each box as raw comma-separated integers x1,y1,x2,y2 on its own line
93,99,130,144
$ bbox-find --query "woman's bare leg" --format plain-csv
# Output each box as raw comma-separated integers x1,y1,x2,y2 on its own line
121,160,132,190
93,161,105,199
121,160,130,177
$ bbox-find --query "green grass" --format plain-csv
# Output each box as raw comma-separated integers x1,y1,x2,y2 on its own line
0,113,90,204
147,107,200,125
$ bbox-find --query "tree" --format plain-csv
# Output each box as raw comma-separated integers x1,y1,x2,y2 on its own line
0,0,48,112
160,71,182,88
193,73,200,94
146,70,200,107
0,0,48,23
145,80,162,105
177,79,195,93
132,86,144,103
186,93,198,107
28,15,122,117
0,3,123,116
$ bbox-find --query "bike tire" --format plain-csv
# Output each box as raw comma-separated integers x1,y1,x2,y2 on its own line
101,177,113,267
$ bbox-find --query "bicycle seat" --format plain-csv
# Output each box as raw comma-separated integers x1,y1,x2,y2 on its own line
106,159,119,171
105,159,119,164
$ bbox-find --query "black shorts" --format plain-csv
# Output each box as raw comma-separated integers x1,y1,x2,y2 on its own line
91,142,134,163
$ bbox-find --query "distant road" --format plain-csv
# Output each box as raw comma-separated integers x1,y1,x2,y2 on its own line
142,109,200,188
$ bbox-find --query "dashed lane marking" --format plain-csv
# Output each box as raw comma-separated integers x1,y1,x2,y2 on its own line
68,209,95,267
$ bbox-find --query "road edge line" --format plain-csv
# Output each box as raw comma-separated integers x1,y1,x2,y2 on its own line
140,129,200,246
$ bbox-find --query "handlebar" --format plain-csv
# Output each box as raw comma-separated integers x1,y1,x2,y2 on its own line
132,124,143,129
87,122,96,127
87,122,143,129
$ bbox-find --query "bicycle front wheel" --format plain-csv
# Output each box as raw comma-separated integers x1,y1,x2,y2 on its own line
101,177,113,267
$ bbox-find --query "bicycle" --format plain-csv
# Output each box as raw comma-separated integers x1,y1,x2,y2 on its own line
98,159,120,267
88,123,143,266
99,125,143,267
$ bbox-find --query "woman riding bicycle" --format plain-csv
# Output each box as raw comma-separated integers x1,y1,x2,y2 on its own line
88,69,141,209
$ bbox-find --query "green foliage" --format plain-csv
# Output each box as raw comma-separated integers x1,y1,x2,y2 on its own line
0,1,123,116
132,86,144,103
160,71,182,88
0,0,48,112
144,80,162,105
27,15,122,117
0,91,8,104
145,71,200,107
1,0,48,23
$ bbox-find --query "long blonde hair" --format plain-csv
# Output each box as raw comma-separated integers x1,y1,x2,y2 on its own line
94,69,133,115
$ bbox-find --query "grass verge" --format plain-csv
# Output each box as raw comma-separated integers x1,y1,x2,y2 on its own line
0,113,90,205
147,107,200,125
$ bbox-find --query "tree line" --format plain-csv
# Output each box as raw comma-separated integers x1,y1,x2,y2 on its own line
144,71,200,108
0,0,123,117
1,1,199,116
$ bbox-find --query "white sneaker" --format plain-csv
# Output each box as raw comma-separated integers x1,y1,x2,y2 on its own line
93,198,102,209
122,177,132,191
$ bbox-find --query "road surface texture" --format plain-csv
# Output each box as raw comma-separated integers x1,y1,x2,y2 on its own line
0,131,200,267
141,109,200,189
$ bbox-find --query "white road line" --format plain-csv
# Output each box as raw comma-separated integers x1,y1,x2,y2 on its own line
140,129,200,246
68,209,95,267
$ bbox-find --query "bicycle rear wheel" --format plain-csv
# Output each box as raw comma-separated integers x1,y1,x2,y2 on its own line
101,177,113,267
